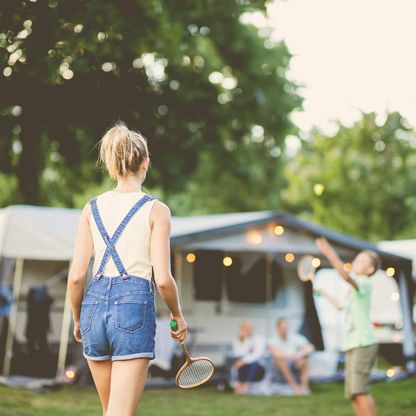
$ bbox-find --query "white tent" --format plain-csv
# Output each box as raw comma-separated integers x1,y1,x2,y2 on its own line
379,239,416,277
0,205,80,260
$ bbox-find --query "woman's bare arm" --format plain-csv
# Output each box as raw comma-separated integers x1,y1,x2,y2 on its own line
68,202,94,341
150,201,187,342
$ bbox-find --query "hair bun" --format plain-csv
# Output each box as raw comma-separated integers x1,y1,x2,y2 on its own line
112,123,130,137
98,121,149,180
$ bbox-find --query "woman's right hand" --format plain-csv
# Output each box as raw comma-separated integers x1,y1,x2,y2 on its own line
170,313,187,343
73,320,82,343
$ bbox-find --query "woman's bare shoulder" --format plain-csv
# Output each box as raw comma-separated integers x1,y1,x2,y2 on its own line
152,200,171,215
150,200,171,228
80,200,93,225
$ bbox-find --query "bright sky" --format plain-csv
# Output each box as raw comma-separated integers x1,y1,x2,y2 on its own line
264,0,416,135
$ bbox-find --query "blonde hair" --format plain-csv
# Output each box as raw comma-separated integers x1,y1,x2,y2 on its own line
98,121,149,181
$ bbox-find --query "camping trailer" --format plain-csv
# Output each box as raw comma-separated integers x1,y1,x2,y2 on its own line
0,204,414,379
169,212,415,372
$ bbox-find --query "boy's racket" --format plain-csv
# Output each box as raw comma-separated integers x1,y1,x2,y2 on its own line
297,255,317,282
170,320,215,389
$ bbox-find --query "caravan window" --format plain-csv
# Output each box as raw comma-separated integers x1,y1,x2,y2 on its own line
225,256,283,303
193,250,223,301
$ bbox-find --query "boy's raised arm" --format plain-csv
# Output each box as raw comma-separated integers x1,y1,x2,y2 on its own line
315,237,358,290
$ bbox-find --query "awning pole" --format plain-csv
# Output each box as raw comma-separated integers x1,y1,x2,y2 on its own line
399,269,415,373
2,258,24,376
265,254,273,339
174,250,183,296
56,261,73,378
220,254,228,314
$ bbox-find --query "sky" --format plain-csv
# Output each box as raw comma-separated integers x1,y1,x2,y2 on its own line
261,0,416,135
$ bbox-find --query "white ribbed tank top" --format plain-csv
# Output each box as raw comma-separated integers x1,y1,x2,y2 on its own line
89,190,156,280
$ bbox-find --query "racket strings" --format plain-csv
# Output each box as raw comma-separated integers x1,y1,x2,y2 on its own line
177,359,214,388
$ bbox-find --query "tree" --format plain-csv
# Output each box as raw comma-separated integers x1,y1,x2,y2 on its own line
0,0,301,209
282,112,416,241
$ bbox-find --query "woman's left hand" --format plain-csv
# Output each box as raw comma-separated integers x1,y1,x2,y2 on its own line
73,321,82,342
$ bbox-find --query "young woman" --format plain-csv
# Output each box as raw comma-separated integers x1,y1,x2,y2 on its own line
68,122,187,416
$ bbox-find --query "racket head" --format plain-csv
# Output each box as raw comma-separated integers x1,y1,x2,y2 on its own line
176,356,215,389
297,255,317,282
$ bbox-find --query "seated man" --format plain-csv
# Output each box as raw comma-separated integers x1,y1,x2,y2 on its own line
231,320,267,394
269,318,315,395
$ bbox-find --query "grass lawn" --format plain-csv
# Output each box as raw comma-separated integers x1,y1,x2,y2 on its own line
0,378,415,416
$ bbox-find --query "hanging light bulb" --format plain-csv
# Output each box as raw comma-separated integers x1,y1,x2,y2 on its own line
186,252,196,263
285,253,295,263
274,225,284,235
223,256,233,267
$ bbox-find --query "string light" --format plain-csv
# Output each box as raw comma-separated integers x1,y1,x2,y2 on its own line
65,369,75,379
285,253,295,263
386,267,395,277
343,263,352,272
245,230,262,245
312,258,321,268
223,256,233,267
186,252,196,263
274,225,284,235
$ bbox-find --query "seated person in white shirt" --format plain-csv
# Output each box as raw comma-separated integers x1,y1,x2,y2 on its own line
269,318,315,395
231,320,267,394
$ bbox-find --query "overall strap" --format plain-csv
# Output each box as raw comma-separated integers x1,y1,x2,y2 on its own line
89,194,157,279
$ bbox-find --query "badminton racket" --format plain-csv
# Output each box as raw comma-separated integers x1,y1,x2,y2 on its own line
170,319,215,389
297,255,318,282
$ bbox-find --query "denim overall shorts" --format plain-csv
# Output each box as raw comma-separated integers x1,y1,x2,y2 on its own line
80,193,157,361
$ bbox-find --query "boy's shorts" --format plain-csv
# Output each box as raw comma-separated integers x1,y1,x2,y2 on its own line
344,343,378,400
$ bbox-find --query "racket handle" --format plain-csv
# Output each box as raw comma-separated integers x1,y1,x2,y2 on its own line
179,340,191,359
170,319,189,358
170,319,179,332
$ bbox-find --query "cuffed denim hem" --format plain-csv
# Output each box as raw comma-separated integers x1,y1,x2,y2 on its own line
111,352,155,361
83,353,112,361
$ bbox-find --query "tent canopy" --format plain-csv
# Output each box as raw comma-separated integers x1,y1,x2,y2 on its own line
0,204,412,272
0,205,275,260
172,211,412,268
378,239,415,264
0,205,80,260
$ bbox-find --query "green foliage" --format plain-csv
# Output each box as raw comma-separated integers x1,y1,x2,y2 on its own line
1,379,416,415
282,112,416,241
0,0,301,210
